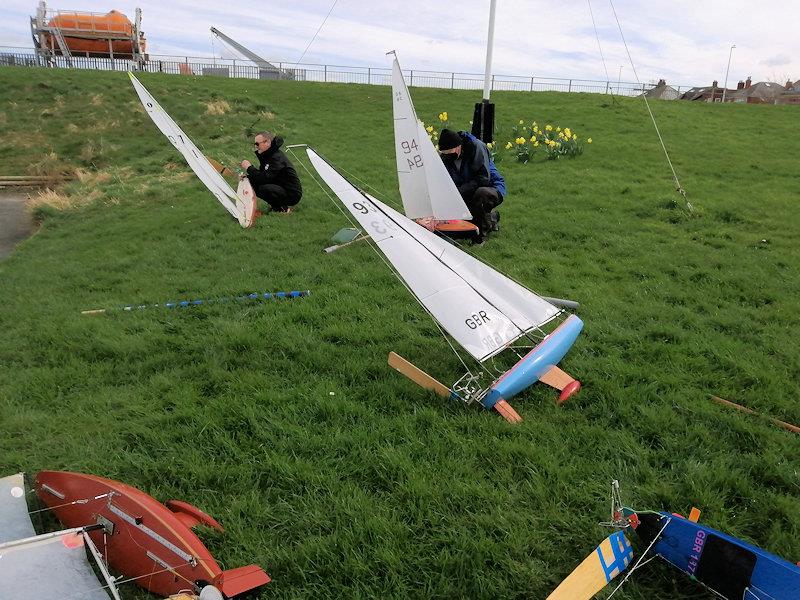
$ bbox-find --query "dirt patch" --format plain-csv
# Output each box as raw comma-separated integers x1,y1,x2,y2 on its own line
205,100,230,115
0,190,34,259
26,188,100,212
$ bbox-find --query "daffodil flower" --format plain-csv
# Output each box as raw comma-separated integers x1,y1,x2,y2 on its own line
426,125,434,133
587,138,593,144
505,142,513,150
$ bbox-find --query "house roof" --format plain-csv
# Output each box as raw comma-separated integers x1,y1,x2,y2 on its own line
680,85,730,101
644,82,679,100
728,81,786,101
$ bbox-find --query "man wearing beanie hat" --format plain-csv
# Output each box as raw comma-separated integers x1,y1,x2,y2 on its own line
438,129,505,244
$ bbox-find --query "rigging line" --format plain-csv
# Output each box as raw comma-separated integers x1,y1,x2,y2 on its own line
288,146,482,379
586,0,612,84
291,0,340,71
607,0,690,208
606,516,672,598
291,146,557,375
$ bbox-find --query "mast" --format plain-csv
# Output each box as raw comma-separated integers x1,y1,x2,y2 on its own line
472,0,497,143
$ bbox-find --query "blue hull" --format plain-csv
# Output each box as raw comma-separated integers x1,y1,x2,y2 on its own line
480,314,583,410
635,512,800,600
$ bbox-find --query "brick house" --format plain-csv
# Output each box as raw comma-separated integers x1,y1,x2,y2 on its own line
680,80,733,102
775,80,800,105
725,77,786,104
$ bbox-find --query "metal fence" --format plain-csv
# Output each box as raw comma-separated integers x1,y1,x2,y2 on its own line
0,46,691,97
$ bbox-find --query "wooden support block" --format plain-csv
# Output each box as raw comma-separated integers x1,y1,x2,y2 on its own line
387,351,451,398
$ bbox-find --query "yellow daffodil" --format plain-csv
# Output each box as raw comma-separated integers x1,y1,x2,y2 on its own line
505,142,513,150
487,142,494,149
519,119,524,125
530,136,536,142
515,137,525,145
556,126,561,132
564,128,572,137
587,138,593,144
545,124,553,131
426,125,434,133
534,141,539,147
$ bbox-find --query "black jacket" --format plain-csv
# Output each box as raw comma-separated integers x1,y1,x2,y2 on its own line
246,137,303,201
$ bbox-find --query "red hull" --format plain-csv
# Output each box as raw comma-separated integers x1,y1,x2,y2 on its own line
35,471,270,598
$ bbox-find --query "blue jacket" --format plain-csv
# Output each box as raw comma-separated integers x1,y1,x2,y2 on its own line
443,131,506,198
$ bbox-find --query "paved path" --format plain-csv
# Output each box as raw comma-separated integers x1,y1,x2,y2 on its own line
0,190,34,259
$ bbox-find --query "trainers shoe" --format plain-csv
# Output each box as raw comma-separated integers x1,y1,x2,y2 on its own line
489,210,500,232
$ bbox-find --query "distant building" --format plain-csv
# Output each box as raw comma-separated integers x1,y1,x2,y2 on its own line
680,80,733,102
775,79,800,105
725,77,786,104
643,79,679,100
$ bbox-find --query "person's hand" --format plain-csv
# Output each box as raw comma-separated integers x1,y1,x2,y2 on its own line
241,160,252,169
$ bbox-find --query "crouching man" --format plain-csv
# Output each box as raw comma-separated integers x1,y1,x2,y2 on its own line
241,131,302,213
438,128,505,244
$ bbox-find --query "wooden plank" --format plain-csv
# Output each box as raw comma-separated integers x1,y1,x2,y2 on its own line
387,351,450,398
548,532,633,600
710,395,799,434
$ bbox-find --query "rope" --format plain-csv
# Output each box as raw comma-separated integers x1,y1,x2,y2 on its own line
586,0,613,86
607,0,691,210
291,0,340,70
606,516,672,598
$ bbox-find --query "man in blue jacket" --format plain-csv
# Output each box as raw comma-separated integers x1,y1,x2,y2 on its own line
438,129,505,244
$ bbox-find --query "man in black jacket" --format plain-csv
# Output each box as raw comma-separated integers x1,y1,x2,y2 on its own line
438,129,504,244
241,131,302,213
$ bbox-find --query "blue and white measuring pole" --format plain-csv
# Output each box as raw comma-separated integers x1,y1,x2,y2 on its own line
82,290,310,315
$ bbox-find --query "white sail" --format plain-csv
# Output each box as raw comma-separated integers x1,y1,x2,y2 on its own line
128,73,255,227
391,56,471,221
307,148,557,362
0,530,120,599
0,473,120,600
0,473,35,544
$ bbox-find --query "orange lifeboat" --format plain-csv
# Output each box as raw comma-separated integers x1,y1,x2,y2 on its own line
44,10,146,57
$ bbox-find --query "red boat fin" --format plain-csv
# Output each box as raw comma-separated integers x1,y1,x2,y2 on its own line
214,565,271,597
539,365,581,404
165,500,224,532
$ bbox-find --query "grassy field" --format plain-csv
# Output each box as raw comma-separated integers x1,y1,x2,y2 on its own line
0,65,798,599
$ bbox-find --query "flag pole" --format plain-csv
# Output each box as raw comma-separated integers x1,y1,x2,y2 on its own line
472,0,497,143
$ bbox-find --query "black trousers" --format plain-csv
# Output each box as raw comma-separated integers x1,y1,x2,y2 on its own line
250,180,301,211
459,185,502,236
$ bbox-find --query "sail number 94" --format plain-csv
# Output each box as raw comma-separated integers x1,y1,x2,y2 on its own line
401,139,423,169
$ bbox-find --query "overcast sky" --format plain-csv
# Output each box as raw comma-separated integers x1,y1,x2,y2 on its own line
1,1,798,86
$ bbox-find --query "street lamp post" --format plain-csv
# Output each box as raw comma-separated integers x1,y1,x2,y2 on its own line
721,44,736,103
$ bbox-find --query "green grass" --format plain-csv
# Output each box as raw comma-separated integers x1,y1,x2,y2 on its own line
0,65,799,599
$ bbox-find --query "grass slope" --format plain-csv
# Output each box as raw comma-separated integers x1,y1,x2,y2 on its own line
0,66,798,599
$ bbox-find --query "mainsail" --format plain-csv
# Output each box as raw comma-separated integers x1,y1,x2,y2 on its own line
0,473,120,600
128,73,256,228
390,55,472,221
307,148,559,362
